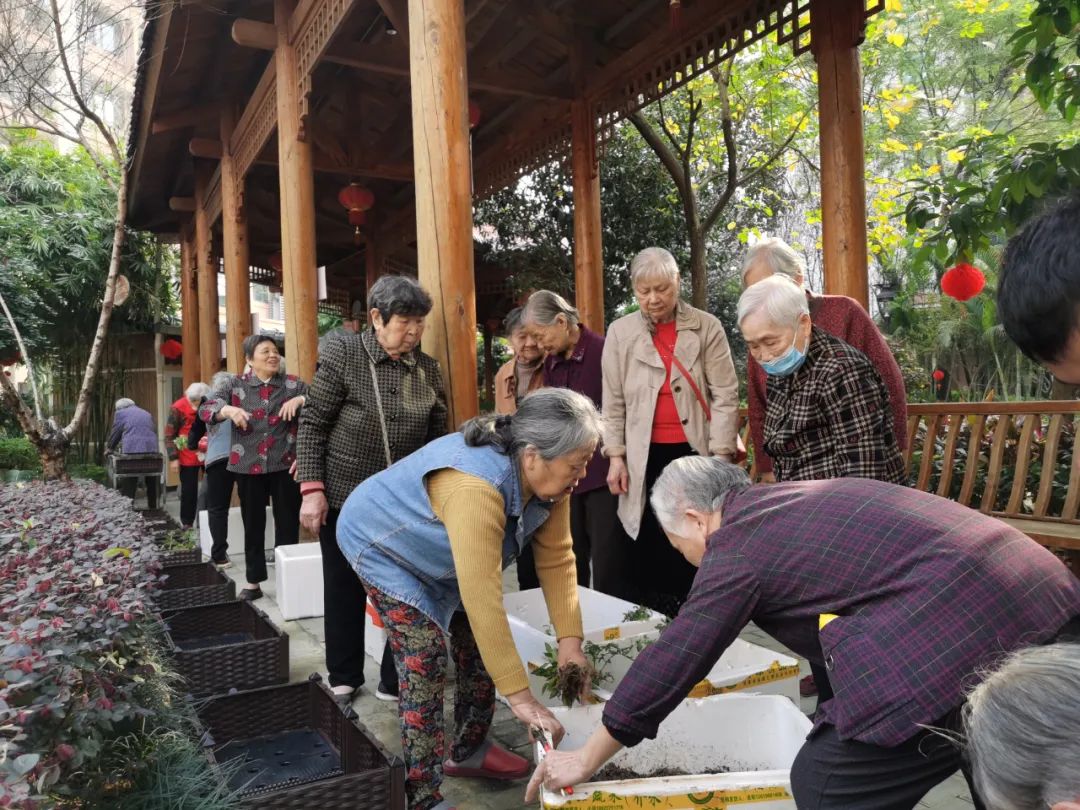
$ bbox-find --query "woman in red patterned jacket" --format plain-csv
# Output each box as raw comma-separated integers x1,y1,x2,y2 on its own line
166,381,209,529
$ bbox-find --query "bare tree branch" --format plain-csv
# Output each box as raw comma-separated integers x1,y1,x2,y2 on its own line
0,287,43,421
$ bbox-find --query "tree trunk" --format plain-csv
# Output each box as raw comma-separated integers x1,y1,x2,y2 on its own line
688,228,708,310
38,424,71,481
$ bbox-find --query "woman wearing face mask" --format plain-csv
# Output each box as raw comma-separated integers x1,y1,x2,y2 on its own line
336,388,599,810
737,275,905,486
600,247,740,616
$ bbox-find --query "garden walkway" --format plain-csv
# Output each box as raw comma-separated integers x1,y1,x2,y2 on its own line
163,504,975,808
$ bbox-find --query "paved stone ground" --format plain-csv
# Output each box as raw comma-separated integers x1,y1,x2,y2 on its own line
161,501,974,808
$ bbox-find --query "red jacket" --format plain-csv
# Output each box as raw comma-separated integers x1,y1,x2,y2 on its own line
165,397,200,466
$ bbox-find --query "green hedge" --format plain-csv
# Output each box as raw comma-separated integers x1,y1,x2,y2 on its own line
0,438,40,472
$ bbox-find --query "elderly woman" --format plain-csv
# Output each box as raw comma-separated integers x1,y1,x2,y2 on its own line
200,335,307,600
338,388,599,810
298,274,448,704
965,642,1080,810
529,456,1080,809
520,290,628,598
493,306,543,416
741,237,907,483
601,247,739,615
738,275,905,486
107,397,160,509
192,371,236,568
166,381,209,529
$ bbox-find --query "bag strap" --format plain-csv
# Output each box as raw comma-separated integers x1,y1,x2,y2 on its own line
656,336,711,423
363,345,394,469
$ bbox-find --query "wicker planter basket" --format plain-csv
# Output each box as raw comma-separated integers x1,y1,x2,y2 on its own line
155,562,236,611
164,600,288,697
160,548,204,567
198,676,406,809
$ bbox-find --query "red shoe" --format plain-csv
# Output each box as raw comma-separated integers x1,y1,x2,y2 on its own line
442,740,529,780
800,675,819,697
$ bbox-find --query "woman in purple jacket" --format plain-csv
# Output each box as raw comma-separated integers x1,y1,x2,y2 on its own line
107,398,161,508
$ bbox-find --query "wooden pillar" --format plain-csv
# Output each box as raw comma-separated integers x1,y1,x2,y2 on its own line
193,165,221,382
275,0,319,382
221,109,252,374
571,97,605,334
179,223,201,390
812,0,869,309
408,0,478,427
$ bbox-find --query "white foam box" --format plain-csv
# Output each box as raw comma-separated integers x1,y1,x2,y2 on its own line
364,597,387,661
542,693,810,809
198,506,275,558
274,542,324,620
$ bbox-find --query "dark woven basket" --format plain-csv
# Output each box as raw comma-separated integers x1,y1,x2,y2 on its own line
199,677,406,809
160,548,204,567
155,562,236,611
113,452,164,475
163,601,288,697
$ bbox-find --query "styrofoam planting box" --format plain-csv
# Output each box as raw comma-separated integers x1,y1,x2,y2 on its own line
541,694,810,809
275,542,324,620
198,506,274,559
364,598,387,662
685,639,800,703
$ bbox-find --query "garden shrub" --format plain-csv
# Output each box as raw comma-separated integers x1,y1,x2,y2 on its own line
0,480,233,808
0,439,40,473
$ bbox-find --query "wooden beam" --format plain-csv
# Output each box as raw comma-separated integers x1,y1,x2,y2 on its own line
194,166,222,381
179,223,202,389
128,3,174,201
232,18,277,50
189,138,223,159
221,109,252,374
375,0,408,40
152,103,220,134
169,196,196,212
812,0,869,309
276,0,320,382
204,163,223,224
232,56,277,178
409,0,477,428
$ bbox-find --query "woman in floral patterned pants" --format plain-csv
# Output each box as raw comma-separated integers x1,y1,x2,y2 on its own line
368,590,496,810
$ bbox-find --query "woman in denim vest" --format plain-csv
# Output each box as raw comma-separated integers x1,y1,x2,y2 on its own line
337,388,600,810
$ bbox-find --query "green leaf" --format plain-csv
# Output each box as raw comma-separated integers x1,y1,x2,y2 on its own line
13,753,40,775
103,547,131,559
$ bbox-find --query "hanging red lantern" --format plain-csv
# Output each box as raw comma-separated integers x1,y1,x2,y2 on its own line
932,369,945,382
940,262,986,302
160,338,183,363
468,100,482,130
338,183,375,245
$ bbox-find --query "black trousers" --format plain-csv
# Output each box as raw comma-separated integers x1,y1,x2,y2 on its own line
636,442,699,618
235,469,300,584
320,508,396,691
204,461,236,562
178,465,200,527
118,475,159,510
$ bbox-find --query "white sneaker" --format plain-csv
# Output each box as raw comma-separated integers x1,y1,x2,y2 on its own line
375,685,399,702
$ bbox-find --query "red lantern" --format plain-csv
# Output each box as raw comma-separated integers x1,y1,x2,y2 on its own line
339,183,375,244
932,369,945,382
269,252,283,271
940,262,986,302
468,100,482,130
160,338,183,363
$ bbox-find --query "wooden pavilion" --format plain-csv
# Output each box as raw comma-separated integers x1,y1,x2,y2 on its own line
126,0,882,427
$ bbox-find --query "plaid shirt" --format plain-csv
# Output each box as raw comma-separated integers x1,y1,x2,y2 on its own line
200,371,309,475
296,329,448,509
603,478,1080,748
764,327,905,484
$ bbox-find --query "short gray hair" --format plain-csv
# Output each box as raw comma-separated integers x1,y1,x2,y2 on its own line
630,247,680,287
185,382,210,401
964,642,1080,809
211,371,233,389
523,290,579,328
503,306,526,336
736,274,809,330
741,237,806,287
650,455,751,534
461,388,600,461
369,275,433,322
115,398,135,411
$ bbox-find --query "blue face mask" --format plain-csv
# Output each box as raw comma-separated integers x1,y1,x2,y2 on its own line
761,334,807,377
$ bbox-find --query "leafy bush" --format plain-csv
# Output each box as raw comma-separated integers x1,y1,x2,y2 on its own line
68,464,107,485
0,439,40,472
0,481,166,806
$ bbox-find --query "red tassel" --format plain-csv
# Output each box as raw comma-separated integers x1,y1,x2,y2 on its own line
670,0,683,30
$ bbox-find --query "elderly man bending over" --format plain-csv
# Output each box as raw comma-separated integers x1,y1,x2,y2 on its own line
528,457,1080,809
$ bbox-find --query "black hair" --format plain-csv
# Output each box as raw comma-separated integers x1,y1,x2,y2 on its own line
242,333,277,360
998,194,1080,364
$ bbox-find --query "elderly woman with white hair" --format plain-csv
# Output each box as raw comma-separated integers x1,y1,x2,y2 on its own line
600,246,739,615
741,237,907,484
107,397,161,509
165,381,210,528
738,275,904,486
965,642,1080,810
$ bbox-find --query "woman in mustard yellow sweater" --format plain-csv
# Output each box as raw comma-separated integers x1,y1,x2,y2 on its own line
337,388,601,810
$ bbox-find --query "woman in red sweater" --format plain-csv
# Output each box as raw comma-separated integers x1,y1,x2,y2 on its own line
741,237,908,485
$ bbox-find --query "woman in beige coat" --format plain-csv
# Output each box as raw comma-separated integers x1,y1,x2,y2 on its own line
602,247,740,616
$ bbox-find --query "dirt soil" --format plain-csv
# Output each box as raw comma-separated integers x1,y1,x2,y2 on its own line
593,763,730,781
555,662,596,707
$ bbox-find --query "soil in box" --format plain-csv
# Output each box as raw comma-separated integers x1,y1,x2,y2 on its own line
156,562,236,611
165,600,288,696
